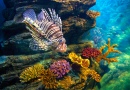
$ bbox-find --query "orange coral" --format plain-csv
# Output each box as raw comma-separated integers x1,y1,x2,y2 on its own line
19,63,44,82
69,52,90,69
96,38,121,63
41,69,58,89
58,76,74,89
86,10,100,18
80,68,101,82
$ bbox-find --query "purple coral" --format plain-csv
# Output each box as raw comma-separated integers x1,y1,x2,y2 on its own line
50,59,71,78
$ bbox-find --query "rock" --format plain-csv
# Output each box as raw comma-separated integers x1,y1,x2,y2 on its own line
2,0,97,44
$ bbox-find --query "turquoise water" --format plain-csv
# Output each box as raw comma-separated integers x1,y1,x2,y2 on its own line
87,0,130,89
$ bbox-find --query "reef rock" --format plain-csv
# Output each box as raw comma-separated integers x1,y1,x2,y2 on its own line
2,0,97,44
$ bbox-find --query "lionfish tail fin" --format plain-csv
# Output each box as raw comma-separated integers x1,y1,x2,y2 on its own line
23,9,37,21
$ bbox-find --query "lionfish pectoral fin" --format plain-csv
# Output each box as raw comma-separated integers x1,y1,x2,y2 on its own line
23,9,37,21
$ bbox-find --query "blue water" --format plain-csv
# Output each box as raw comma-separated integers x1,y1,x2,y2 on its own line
0,0,5,42
85,0,130,89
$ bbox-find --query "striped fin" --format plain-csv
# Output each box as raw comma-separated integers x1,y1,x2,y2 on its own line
30,33,49,51
37,9,51,22
48,8,62,31
23,9,37,21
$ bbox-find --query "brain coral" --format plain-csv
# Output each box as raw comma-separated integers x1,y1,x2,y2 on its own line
50,60,71,78
82,47,101,59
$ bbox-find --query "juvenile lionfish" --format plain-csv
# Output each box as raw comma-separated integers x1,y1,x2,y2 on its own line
23,9,67,52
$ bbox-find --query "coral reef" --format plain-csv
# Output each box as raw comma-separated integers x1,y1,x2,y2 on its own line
50,60,71,78
19,63,44,82
41,69,58,89
80,67,101,82
82,47,101,59
96,38,121,63
58,76,74,89
86,10,100,18
69,52,90,69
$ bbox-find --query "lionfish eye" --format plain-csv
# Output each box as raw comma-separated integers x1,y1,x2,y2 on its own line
59,39,62,43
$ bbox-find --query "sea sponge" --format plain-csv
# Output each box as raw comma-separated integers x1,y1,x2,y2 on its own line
19,63,44,82
58,76,74,89
50,60,71,78
86,10,100,18
96,38,121,63
69,52,90,69
41,69,58,89
82,47,101,59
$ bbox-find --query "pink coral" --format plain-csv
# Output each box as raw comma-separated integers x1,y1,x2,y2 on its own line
50,60,71,78
82,47,101,59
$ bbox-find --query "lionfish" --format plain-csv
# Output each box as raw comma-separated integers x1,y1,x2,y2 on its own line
23,8,67,52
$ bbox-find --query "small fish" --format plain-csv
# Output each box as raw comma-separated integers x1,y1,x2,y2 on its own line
23,8,67,52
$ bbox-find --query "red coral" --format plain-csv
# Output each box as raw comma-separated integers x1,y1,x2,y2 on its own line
82,47,101,59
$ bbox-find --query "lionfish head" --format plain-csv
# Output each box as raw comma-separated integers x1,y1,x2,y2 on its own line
56,38,67,52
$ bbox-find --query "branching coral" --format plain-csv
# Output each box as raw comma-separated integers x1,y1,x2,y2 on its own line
96,38,121,63
50,60,71,78
69,52,90,69
19,63,44,82
58,76,74,89
41,69,58,89
82,47,101,59
86,10,100,18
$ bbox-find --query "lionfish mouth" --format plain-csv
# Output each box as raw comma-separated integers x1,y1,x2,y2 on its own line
56,43,67,52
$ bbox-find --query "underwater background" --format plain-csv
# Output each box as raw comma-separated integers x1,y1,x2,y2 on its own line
0,0,130,90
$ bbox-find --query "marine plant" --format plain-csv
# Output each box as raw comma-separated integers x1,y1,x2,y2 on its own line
41,69,58,89
19,63,44,82
95,38,121,63
50,59,71,78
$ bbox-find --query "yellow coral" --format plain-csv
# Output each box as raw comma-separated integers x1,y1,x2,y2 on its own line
96,38,121,63
69,52,90,69
86,10,100,18
58,76,74,89
41,69,58,89
80,68,101,82
19,63,44,82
